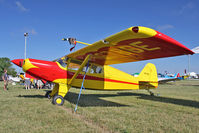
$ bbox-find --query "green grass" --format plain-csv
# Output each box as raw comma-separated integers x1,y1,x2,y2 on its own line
0,80,199,133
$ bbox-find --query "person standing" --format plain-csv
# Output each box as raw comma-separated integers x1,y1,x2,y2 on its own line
2,69,8,90
37,80,43,89
25,78,31,90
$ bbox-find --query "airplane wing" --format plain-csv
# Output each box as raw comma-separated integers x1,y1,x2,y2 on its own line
63,26,194,65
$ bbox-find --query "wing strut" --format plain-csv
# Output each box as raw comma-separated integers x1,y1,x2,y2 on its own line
66,55,91,112
68,55,91,85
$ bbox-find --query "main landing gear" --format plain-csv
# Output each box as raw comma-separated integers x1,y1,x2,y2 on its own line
45,83,70,106
52,95,64,106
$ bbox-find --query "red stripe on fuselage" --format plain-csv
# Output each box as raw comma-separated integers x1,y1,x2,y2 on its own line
67,71,139,85
104,78,138,85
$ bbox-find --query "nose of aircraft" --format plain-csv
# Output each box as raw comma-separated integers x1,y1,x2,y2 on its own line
11,59,24,67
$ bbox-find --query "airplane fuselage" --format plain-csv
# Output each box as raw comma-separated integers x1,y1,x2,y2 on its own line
12,58,158,90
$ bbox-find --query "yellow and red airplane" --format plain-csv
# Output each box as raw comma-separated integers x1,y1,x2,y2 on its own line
12,26,194,106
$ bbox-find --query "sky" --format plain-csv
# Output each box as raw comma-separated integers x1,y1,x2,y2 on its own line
0,0,199,74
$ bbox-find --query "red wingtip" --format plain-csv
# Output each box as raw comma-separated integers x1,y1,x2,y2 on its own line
11,59,24,67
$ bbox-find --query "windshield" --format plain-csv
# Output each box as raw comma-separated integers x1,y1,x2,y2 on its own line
57,58,67,68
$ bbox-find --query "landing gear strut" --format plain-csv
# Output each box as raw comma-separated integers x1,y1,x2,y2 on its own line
45,91,52,99
49,83,69,106
147,90,154,96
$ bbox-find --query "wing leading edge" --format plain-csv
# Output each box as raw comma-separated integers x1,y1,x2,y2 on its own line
65,26,194,65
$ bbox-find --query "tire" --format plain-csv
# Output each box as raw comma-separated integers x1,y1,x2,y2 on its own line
45,91,52,99
52,95,64,106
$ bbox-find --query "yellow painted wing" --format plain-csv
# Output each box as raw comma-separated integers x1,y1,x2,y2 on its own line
65,26,194,65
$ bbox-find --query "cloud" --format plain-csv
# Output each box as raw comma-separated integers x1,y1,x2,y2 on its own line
179,2,195,14
156,24,174,31
16,1,28,12
23,28,37,35
10,28,37,38
28,29,37,35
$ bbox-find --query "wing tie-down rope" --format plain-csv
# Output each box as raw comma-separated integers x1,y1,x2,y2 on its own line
74,60,89,112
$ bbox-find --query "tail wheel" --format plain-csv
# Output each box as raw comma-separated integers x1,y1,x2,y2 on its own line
52,95,64,106
45,91,52,99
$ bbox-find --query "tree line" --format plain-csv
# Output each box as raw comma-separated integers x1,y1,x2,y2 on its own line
0,57,17,78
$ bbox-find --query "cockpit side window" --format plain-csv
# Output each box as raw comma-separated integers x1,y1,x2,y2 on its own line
89,65,103,74
82,64,91,72
67,59,103,74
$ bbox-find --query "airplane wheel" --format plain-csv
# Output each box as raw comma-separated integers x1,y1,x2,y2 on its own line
45,91,52,99
52,95,64,106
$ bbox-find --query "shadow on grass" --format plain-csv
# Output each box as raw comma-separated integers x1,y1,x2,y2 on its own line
17,91,199,108
17,94,46,99
118,92,199,108
17,92,128,107
180,84,199,87
65,92,127,107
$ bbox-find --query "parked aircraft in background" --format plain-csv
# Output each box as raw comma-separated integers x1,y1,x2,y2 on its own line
8,75,21,83
189,72,199,79
158,73,180,83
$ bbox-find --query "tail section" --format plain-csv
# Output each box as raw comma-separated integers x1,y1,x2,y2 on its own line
177,73,180,78
138,63,158,89
173,74,177,78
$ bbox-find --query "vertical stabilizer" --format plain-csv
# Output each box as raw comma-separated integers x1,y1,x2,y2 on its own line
138,63,158,89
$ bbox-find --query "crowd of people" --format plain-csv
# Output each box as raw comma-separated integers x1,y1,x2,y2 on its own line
1,69,53,90
24,78,53,90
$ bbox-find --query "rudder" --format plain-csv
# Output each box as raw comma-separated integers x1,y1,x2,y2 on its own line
138,63,158,89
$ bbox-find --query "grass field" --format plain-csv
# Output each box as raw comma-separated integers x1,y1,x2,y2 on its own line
0,80,199,133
